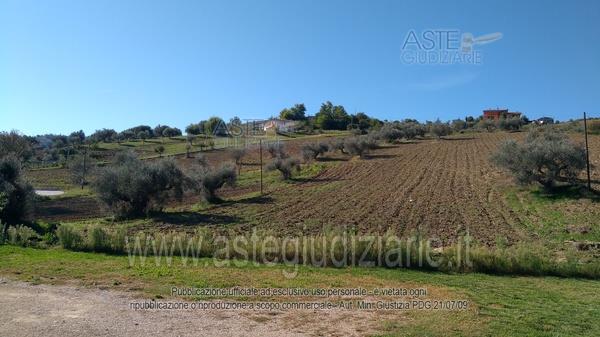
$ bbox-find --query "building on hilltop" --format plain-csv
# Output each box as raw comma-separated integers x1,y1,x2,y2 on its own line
482,109,522,120
263,119,299,133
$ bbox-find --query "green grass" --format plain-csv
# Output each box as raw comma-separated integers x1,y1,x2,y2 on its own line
1,245,599,336
505,186,600,246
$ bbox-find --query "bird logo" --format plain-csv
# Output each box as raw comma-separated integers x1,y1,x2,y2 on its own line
461,32,503,53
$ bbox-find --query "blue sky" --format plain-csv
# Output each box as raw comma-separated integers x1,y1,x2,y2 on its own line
1,0,599,136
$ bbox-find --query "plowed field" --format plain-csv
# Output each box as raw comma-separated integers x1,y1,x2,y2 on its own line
210,132,600,245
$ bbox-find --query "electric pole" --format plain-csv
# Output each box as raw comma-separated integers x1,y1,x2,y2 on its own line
583,112,591,191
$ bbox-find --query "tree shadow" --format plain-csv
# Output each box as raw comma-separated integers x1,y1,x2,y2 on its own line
152,211,240,225
316,157,348,162
291,176,341,183
366,154,398,159
532,185,600,202
441,137,476,141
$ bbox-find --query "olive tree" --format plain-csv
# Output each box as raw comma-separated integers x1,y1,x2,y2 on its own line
267,157,300,180
188,162,237,202
491,129,587,190
0,155,35,225
301,142,329,162
93,152,185,218
230,148,246,175
343,136,377,158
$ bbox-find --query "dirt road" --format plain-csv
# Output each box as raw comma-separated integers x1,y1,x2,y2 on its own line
0,279,381,337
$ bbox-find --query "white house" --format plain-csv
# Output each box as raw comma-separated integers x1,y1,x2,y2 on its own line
263,119,299,133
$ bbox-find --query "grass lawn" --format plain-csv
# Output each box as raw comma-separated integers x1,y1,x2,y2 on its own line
1,245,599,336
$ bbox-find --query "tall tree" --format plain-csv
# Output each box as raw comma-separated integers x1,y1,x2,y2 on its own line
315,101,350,130
279,103,307,120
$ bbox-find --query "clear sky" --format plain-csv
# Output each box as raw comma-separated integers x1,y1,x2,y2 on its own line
1,0,599,136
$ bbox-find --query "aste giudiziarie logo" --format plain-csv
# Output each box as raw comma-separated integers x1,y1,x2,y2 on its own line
401,29,502,65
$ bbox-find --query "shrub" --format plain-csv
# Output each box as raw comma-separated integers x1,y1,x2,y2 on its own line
89,226,111,252
7,225,40,247
491,128,587,190
267,157,300,180
301,142,329,162
93,152,185,218
154,145,165,157
189,164,237,202
57,224,84,250
0,155,35,224
230,148,246,174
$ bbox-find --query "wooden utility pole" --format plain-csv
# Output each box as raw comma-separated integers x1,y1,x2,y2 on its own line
583,112,592,191
259,139,263,195
81,145,88,190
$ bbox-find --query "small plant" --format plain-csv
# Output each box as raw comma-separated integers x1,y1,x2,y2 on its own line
267,157,300,180
57,224,84,250
7,225,40,247
89,226,112,252
230,148,246,174
185,144,192,158
154,145,165,157
301,142,329,162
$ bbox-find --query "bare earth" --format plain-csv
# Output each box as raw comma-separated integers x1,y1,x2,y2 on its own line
0,279,384,337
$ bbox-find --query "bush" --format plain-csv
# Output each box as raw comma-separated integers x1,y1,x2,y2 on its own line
301,142,329,162
7,225,40,247
230,148,246,174
93,152,185,218
189,164,237,202
0,155,35,224
491,128,587,190
267,157,300,180
89,226,111,252
57,224,84,250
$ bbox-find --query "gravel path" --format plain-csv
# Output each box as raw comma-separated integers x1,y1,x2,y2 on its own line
0,279,382,337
